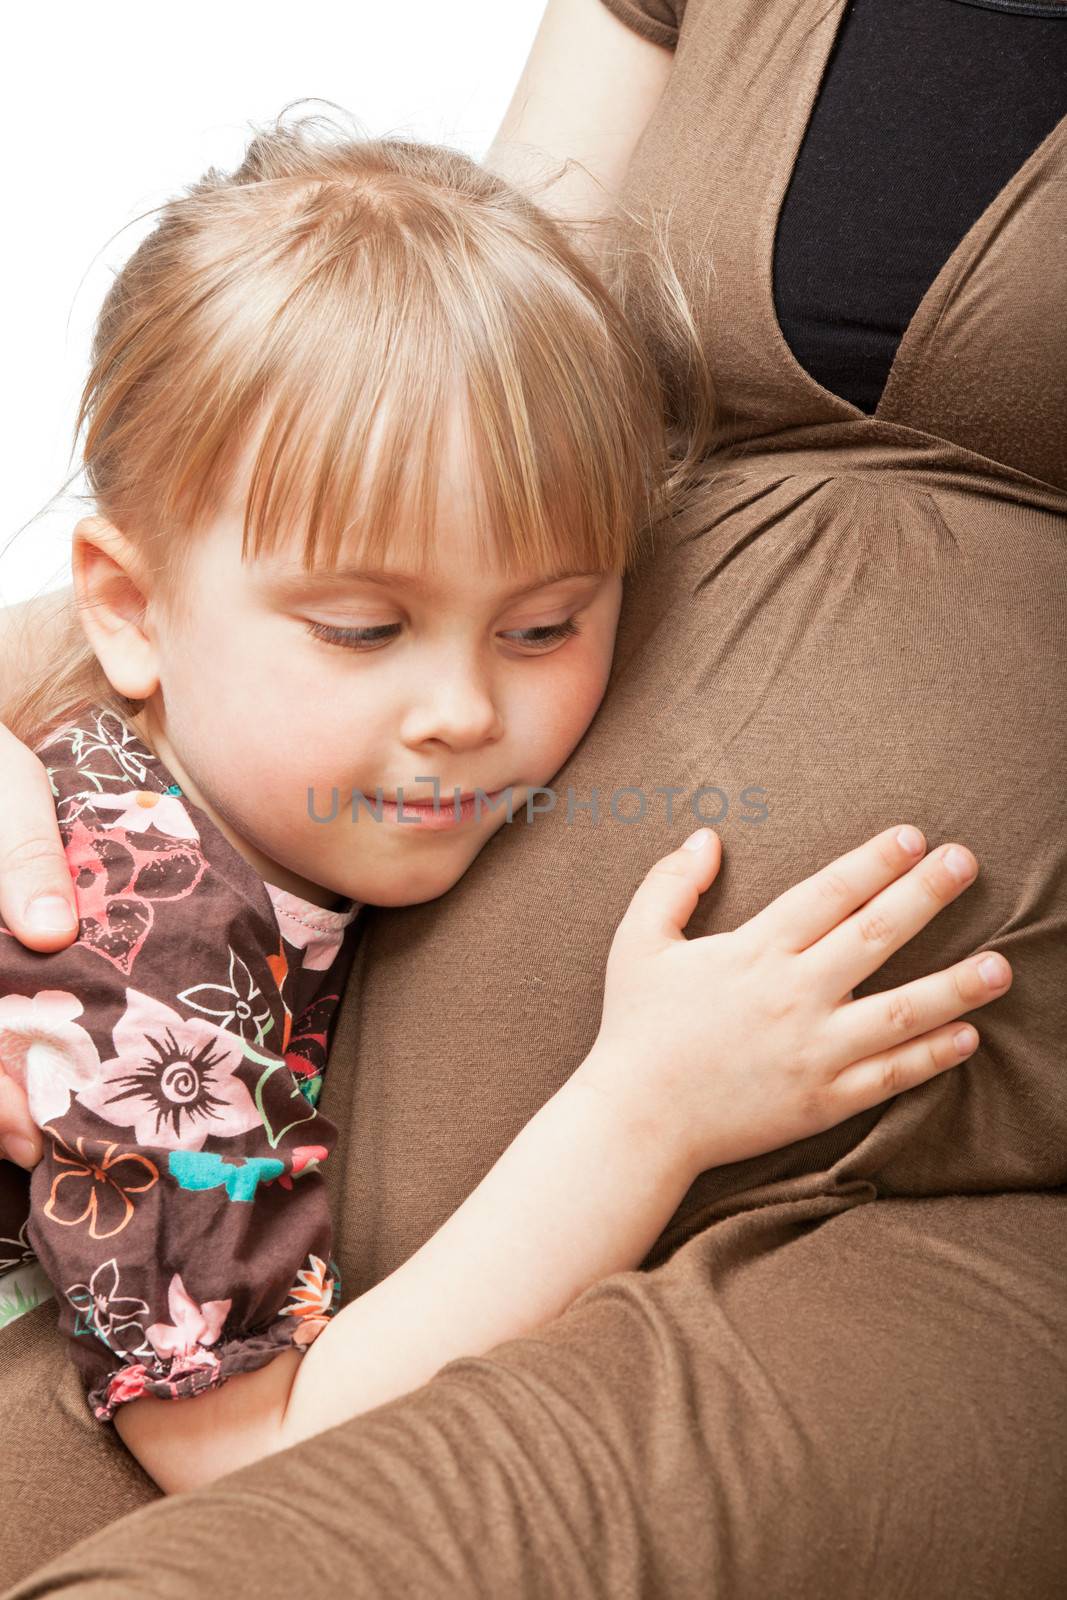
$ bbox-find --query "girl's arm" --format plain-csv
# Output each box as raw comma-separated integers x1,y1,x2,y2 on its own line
117,824,1011,1495
117,1067,691,1493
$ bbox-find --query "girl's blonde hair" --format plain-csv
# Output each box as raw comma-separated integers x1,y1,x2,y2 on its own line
6,109,714,748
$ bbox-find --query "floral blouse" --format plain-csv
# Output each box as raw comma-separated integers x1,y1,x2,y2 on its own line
0,707,361,1421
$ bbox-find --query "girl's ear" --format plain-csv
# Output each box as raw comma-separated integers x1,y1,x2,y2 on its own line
71,515,161,700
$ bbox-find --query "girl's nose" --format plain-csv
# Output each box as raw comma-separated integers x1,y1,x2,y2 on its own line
400,675,505,752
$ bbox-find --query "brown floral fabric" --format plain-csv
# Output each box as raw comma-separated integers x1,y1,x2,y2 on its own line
0,707,360,1420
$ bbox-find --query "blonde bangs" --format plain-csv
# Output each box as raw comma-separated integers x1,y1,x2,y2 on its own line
228,197,669,581
79,134,671,590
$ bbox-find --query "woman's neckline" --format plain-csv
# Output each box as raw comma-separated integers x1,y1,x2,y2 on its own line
944,0,1067,16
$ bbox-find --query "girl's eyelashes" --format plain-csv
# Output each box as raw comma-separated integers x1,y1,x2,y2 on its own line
305,620,402,650
499,617,581,651
304,616,582,653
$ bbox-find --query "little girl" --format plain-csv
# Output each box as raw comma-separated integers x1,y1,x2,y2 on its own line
0,115,1006,1495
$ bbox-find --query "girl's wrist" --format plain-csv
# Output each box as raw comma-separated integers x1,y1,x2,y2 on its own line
568,1047,699,1200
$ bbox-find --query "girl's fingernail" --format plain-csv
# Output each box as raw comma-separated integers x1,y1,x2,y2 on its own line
954,1027,978,1055
978,954,1008,987
944,847,975,883
25,895,77,933
896,826,924,855
683,828,712,852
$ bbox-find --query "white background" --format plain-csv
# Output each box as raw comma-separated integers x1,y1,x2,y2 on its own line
0,0,546,605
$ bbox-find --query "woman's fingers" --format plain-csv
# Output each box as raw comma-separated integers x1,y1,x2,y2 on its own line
801,841,979,999
823,948,1012,1074
0,725,78,949
0,1071,42,1167
744,825,929,953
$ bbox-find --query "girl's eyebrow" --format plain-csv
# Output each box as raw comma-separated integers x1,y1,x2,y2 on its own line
270,566,603,599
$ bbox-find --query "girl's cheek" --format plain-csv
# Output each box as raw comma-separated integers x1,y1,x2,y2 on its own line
530,640,615,757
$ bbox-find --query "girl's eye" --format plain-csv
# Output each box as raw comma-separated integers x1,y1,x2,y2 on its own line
304,616,581,654
305,620,402,651
500,618,581,652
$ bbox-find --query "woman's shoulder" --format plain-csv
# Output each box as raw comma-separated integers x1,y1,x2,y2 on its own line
597,0,683,52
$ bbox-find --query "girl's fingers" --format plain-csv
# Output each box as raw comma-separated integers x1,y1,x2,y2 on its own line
801,841,979,999
826,1021,984,1122
616,828,722,950
744,825,930,953
823,949,1012,1074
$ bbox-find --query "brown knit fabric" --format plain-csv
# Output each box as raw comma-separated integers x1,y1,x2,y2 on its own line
3,1,1065,1592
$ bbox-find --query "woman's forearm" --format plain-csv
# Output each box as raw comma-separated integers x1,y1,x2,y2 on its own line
0,589,75,720
279,1068,691,1447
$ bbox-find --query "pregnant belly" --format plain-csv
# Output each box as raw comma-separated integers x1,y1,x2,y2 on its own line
322,463,1065,1286
609,467,1066,1202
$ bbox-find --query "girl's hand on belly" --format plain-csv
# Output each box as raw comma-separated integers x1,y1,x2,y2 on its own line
576,825,1012,1179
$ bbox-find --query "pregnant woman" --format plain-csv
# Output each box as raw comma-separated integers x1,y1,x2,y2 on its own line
1,0,1065,1594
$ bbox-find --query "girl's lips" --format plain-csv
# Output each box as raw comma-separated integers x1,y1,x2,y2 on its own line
363,789,510,830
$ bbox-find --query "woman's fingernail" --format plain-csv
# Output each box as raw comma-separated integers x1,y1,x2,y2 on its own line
4,1135,40,1168
25,895,77,933
978,954,1008,987
953,1027,978,1055
896,826,924,855
683,828,712,852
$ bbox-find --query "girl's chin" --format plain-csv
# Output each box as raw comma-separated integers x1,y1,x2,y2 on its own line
351,850,492,909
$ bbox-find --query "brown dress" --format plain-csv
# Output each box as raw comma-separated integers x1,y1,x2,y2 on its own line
3,0,1065,1593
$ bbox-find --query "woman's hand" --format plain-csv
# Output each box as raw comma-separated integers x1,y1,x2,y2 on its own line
579,824,1012,1177
0,720,79,1168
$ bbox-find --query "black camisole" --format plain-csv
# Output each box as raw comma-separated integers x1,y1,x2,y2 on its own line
772,0,1067,413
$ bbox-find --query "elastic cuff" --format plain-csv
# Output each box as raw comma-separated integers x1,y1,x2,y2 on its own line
87,1308,334,1422
86,1254,342,1420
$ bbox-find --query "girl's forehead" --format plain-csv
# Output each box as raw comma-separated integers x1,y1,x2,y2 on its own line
254,530,606,602
225,357,634,586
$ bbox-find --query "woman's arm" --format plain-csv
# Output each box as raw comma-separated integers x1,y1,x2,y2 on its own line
484,0,674,235
0,591,76,721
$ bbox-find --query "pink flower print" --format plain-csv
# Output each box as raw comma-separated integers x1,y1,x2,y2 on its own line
0,989,101,1124
65,1257,151,1356
83,789,200,842
177,947,273,1045
77,989,262,1150
145,1273,231,1362
60,816,207,977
